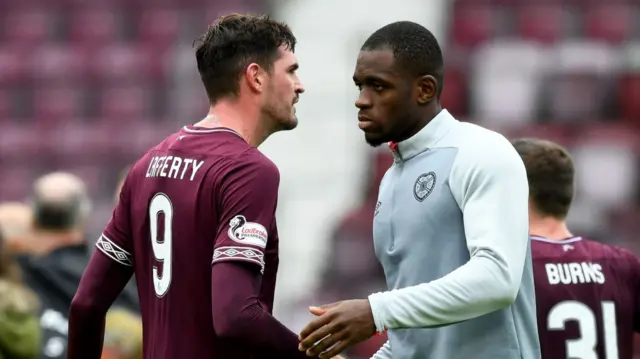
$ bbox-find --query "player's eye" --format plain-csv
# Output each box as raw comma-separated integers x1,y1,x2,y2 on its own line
372,83,385,91
355,83,363,91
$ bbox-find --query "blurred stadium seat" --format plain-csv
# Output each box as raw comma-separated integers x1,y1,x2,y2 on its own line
517,4,565,44
0,0,259,209
446,0,640,252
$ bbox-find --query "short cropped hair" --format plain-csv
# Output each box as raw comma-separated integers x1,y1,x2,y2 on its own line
362,21,444,97
194,13,297,104
512,138,575,219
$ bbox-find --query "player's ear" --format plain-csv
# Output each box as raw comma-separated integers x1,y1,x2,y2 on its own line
245,63,266,94
415,75,437,105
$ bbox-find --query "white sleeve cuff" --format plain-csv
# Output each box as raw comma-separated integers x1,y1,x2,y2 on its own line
368,291,390,333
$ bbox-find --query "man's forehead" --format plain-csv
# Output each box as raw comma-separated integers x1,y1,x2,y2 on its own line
354,49,398,78
357,49,395,67
277,46,297,64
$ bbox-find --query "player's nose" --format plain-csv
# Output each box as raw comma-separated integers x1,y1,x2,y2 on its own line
355,92,372,109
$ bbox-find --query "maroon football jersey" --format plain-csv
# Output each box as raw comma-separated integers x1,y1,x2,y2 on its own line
531,235,640,359
95,125,280,358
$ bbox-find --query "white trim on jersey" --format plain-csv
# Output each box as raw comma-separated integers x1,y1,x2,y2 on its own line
182,126,242,137
530,235,582,244
96,234,133,266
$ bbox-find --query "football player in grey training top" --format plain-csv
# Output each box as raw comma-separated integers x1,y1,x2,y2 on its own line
298,21,541,359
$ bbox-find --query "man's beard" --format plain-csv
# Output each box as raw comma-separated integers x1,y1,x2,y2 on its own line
263,100,297,133
364,132,389,148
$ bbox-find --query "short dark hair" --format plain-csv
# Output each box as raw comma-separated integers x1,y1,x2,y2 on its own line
512,138,575,219
194,13,297,104
361,21,444,97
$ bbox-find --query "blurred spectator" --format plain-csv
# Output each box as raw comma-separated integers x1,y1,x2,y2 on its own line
15,172,138,359
0,203,33,254
101,309,142,359
0,225,41,359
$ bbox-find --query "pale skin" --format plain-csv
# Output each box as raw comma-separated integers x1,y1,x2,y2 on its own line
528,202,573,240
194,45,304,147
192,49,345,359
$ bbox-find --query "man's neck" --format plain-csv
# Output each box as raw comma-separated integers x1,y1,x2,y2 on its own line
396,103,442,144
195,100,271,147
529,216,573,240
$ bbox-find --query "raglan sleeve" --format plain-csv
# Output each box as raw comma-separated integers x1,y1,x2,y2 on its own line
367,135,530,330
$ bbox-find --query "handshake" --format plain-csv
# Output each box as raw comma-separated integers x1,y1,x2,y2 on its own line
297,299,377,359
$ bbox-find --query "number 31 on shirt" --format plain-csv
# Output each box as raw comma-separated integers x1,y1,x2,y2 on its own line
149,193,173,297
547,300,618,359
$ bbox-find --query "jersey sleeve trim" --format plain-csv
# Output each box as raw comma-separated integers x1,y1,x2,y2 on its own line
212,246,265,273
95,234,133,267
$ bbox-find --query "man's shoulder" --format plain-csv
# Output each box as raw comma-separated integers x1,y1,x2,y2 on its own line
127,129,279,179
450,121,513,156
533,236,639,264
233,148,280,178
578,237,636,257
446,121,522,177
583,239,640,270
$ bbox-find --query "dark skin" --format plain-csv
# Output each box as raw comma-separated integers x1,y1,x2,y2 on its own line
353,48,441,147
297,48,442,358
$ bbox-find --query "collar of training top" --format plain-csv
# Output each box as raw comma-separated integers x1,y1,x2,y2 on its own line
388,109,456,163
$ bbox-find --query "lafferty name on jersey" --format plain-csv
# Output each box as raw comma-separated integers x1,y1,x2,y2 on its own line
145,155,205,181
545,262,605,285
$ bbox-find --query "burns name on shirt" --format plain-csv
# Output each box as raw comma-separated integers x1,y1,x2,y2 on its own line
544,261,605,285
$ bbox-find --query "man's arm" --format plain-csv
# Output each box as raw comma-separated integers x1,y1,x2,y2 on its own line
210,153,320,359
68,166,137,359
370,341,392,359
367,136,529,331
67,251,133,359
211,262,318,358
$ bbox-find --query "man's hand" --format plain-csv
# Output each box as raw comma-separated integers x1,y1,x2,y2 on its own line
298,299,376,358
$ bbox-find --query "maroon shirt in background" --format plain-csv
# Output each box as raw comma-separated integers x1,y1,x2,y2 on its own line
69,126,316,359
531,235,640,359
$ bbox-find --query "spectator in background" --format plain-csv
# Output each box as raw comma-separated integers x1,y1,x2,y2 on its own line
16,172,138,359
0,203,34,254
0,223,41,359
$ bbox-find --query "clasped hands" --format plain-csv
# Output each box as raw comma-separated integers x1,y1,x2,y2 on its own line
297,299,377,359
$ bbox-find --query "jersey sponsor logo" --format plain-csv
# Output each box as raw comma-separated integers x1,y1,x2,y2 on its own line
414,172,436,202
228,215,268,248
545,262,606,285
